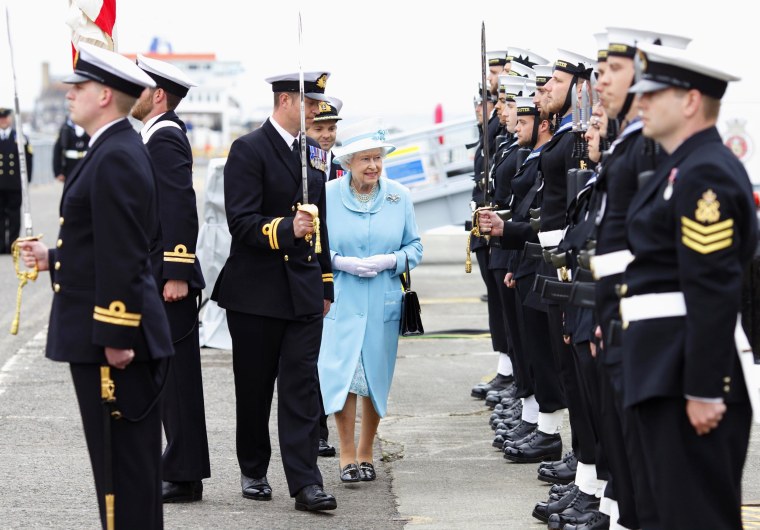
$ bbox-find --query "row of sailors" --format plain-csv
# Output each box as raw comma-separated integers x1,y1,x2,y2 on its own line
467,27,757,530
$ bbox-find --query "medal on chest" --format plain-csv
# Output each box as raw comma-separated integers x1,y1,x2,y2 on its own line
663,167,678,201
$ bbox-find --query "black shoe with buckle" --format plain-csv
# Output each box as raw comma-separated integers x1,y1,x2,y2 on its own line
339,463,361,483
319,438,336,457
162,480,203,503
358,462,376,481
241,474,272,501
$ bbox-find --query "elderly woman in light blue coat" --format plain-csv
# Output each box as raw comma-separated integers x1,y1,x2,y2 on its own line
318,119,422,484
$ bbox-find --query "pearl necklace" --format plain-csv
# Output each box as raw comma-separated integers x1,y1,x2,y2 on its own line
351,182,379,203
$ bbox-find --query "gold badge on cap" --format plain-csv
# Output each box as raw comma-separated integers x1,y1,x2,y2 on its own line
695,189,720,224
318,101,332,113
316,74,327,89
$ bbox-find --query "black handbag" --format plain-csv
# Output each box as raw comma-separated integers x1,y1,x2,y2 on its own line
400,254,424,336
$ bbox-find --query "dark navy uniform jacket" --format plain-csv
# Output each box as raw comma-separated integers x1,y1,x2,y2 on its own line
143,111,205,292
53,120,89,179
0,129,32,190
46,119,173,363
536,117,575,232
622,127,758,408
212,118,333,319
593,124,661,364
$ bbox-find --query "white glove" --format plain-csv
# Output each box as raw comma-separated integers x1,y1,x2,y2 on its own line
363,254,397,273
332,255,377,278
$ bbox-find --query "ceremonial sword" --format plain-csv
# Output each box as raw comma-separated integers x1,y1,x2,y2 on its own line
5,7,40,335
466,22,493,273
296,12,321,253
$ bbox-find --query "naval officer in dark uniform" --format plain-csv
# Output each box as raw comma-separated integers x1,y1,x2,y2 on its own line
133,54,210,503
211,71,337,511
308,95,343,182
53,116,89,182
621,44,757,530
19,43,173,530
0,106,32,253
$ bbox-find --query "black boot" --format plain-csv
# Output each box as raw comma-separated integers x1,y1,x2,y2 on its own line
531,484,579,523
504,431,562,463
471,373,514,399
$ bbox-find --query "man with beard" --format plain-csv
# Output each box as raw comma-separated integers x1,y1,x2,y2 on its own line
133,54,210,503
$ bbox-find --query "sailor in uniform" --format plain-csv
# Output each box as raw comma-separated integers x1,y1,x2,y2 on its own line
620,43,757,530
211,71,337,511
53,116,89,182
18,43,173,530
0,107,32,253
308,95,343,181
133,54,211,503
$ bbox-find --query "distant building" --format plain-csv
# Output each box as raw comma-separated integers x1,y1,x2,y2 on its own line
33,52,249,158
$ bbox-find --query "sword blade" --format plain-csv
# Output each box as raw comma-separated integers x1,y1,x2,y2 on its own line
480,22,490,207
5,7,32,236
297,12,308,205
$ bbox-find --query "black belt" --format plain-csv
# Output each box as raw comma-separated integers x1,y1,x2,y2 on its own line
568,281,595,309
531,274,553,296
523,242,543,260
541,279,573,303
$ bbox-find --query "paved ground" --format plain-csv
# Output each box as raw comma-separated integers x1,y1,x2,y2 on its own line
0,177,759,529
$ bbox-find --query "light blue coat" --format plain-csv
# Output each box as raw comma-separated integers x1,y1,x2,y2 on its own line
318,176,423,417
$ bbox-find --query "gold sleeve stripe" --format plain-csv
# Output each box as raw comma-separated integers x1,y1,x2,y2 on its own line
164,244,196,261
322,273,334,278
681,216,734,235
681,236,733,255
93,301,142,327
681,226,734,245
262,218,284,250
322,277,334,283
271,217,283,250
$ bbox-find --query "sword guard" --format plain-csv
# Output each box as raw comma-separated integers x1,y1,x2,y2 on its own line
9,235,43,335
297,203,321,253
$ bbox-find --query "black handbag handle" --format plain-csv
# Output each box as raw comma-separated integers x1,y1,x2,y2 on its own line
400,252,411,291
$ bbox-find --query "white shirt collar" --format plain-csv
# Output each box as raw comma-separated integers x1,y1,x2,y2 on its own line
269,116,297,148
140,112,167,141
89,118,125,147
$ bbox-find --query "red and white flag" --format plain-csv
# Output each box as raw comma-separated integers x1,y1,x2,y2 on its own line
66,0,117,63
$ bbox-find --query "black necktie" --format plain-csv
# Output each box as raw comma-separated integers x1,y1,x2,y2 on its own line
292,139,300,162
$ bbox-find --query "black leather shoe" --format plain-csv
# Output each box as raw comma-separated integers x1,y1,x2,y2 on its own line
319,438,336,457
294,484,337,511
485,383,517,407
241,474,272,501
546,491,601,529
162,480,202,503
538,451,577,485
539,450,575,470
504,431,562,463
532,484,579,522
501,420,536,446
502,424,539,450
358,462,376,481
340,463,361,483
563,510,610,529
471,373,514,399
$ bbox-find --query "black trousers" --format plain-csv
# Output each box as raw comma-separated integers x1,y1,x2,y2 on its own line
492,267,522,377
515,276,566,411
227,310,323,496
0,189,21,253
597,360,657,530
571,341,605,472
71,362,163,530
632,397,751,530
160,294,210,482
475,247,510,353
